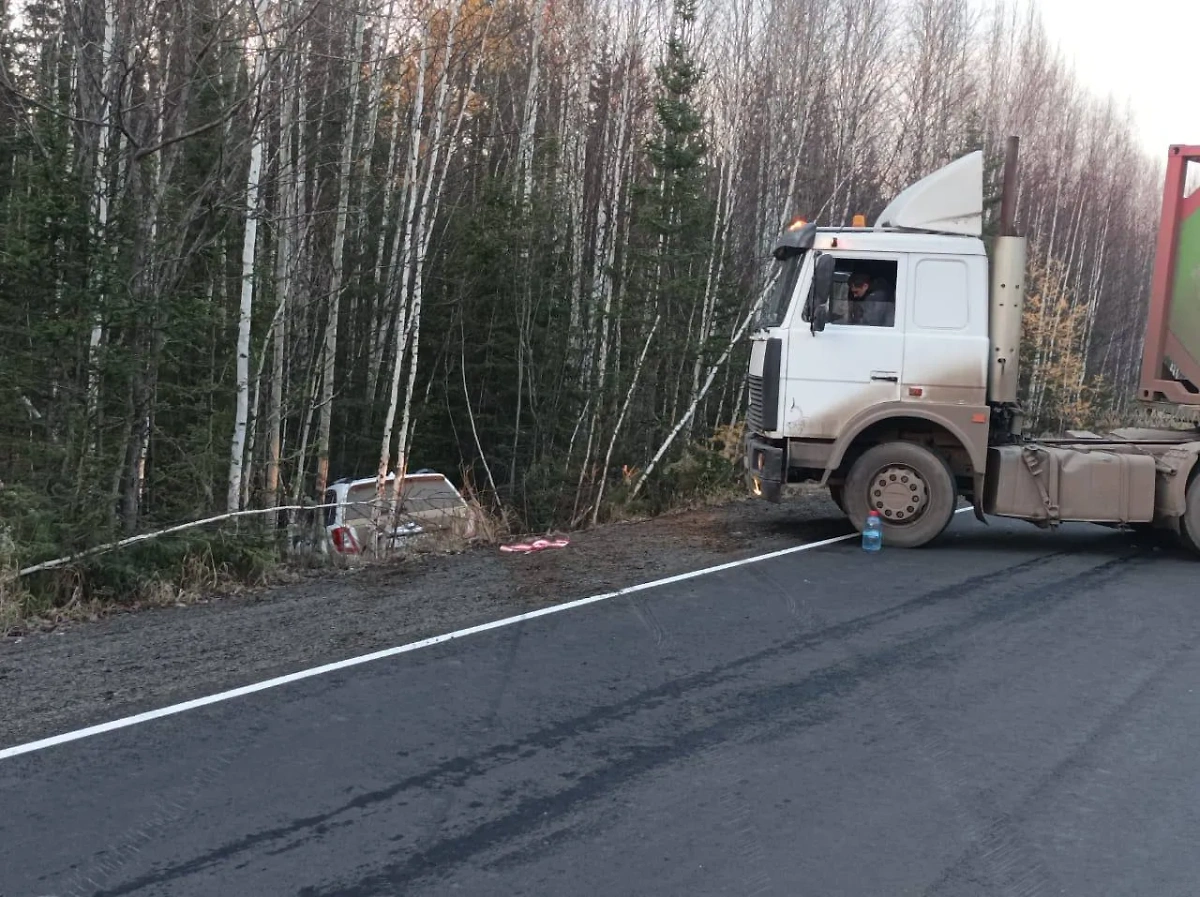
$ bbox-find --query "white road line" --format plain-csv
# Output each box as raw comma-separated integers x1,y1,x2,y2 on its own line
1,510,968,762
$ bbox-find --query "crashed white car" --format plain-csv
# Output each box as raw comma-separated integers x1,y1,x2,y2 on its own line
321,470,475,556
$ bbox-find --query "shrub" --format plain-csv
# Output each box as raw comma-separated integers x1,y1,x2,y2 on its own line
9,525,281,629
615,424,745,518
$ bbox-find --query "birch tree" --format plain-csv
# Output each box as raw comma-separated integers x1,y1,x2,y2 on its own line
227,0,272,511
315,9,366,500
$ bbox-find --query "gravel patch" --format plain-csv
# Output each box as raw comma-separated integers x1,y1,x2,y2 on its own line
0,491,846,748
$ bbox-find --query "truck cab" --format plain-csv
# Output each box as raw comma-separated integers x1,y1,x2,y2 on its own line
744,143,1200,551
746,152,998,545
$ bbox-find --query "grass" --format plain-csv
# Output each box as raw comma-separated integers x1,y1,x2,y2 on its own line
0,579,23,635
0,495,521,635
2,528,293,636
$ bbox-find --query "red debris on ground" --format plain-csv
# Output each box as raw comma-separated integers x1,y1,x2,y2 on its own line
499,538,571,554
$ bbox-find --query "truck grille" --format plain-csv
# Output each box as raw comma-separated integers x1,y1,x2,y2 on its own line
747,375,764,432
747,338,781,432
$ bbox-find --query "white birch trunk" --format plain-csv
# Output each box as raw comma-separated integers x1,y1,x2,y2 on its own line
373,37,429,530
459,335,505,524
227,39,268,511
266,19,299,512
564,25,591,356
343,1,396,340
508,0,547,485
591,313,660,525
387,5,462,531
516,0,547,205
366,56,410,404
573,52,633,514
315,10,366,499
355,0,396,225
691,131,739,407
241,355,263,510
85,0,121,425
291,352,323,504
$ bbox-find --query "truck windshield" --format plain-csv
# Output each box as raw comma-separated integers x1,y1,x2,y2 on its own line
757,254,803,329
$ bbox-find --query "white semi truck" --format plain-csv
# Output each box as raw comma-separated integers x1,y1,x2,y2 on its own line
743,138,1200,551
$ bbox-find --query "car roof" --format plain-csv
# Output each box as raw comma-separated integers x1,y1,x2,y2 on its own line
331,472,454,488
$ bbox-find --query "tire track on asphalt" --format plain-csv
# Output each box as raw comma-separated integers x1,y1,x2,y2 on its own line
623,592,774,897
924,624,1200,895
46,721,270,897
289,550,1134,897
476,589,776,893
91,548,1104,896
411,620,529,859
253,621,535,872
747,547,1152,897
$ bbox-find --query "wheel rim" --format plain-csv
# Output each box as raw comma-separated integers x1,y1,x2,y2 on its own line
868,464,929,524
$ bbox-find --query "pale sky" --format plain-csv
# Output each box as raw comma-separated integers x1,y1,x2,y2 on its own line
1026,0,1199,160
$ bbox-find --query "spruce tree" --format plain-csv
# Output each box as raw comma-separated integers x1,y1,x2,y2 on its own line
628,0,716,450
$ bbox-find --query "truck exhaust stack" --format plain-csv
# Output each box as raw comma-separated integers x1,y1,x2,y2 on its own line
988,136,1027,410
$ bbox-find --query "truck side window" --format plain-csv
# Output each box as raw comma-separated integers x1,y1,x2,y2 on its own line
761,255,804,329
828,257,898,328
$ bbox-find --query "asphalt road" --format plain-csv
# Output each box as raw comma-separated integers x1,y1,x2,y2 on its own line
2,514,1199,897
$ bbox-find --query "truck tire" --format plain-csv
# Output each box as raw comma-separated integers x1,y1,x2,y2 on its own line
1179,475,1200,556
843,442,957,548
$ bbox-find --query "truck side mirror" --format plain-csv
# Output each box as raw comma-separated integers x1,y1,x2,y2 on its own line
811,305,829,332
810,254,835,333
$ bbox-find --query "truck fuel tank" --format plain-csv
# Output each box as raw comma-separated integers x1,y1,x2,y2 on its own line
982,444,1156,525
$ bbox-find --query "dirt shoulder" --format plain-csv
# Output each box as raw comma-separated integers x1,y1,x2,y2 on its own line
0,490,845,748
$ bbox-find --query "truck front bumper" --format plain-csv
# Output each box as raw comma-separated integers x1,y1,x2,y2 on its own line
744,433,785,503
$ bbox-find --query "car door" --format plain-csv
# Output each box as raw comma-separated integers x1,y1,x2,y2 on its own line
781,251,907,439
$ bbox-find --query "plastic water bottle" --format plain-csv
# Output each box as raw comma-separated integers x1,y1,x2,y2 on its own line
862,510,882,552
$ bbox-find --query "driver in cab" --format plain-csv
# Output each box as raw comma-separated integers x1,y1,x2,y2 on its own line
847,272,894,327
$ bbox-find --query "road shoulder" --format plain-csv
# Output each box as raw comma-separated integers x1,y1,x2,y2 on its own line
1,492,844,748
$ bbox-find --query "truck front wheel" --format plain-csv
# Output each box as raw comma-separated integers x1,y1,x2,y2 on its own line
843,442,957,548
